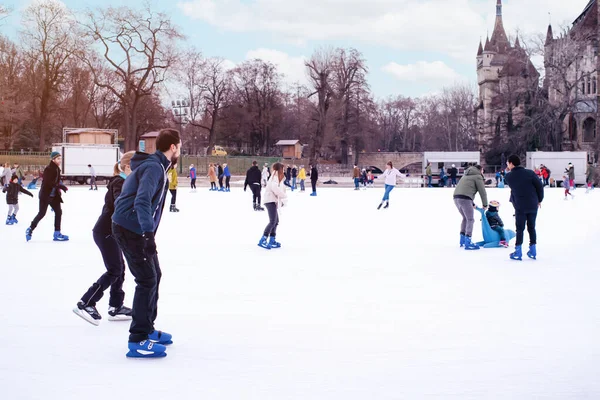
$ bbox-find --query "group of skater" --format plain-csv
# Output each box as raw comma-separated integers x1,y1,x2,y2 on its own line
6,125,596,358
425,162,459,188
206,162,231,191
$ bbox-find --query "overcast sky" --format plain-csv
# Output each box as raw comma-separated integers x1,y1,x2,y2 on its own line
1,0,593,98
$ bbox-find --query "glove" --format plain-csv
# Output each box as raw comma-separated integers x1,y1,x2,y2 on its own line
142,232,157,258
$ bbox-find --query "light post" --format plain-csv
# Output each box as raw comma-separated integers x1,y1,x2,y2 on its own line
171,99,189,174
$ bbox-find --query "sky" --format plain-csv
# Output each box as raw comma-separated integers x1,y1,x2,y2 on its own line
0,0,593,98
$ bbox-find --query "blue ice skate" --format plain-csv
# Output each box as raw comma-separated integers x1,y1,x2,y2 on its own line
25,227,32,241
460,233,466,247
53,231,69,241
310,192,317,196
268,236,281,249
148,330,173,345
6,215,13,225
258,236,271,250
510,245,522,261
463,236,480,250
527,244,536,260
474,207,516,248
126,340,167,358
11,214,18,224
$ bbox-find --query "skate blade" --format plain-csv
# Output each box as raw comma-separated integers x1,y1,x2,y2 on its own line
126,350,167,358
108,315,132,322
72,308,100,326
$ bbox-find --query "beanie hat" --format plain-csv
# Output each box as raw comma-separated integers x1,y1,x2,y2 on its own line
489,200,500,208
50,151,61,160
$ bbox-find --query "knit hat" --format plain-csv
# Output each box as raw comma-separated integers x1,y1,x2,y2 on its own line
489,200,500,208
50,151,61,160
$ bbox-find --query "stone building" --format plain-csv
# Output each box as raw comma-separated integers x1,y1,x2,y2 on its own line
544,0,598,159
476,0,540,162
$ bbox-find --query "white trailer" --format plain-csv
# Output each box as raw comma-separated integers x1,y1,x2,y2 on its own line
526,151,588,185
52,144,121,185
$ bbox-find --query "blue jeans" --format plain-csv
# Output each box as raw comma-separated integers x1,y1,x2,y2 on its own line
451,177,457,186
354,178,360,189
427,176,432,187
300,179,305,191
491,226,506,241
382,184,394,201
292,177,296,189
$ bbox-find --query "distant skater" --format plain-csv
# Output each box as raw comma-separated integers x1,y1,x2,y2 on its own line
189,164,197,192
563,174,574,200
298,165,306,191
223,163,231,192
73,152,135,326
377,161,405,210
309,164,318,196
208,163,217,191
88,164,98,190
258,162,287,250
217,163,224,191
245,160,264,211
168,163,180,212
585,161,595,193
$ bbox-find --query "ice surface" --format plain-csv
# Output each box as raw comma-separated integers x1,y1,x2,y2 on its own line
1,184,599,399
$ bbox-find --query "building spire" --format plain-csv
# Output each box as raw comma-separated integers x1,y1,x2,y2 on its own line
545,24,553,45
490,0,509,53
477,40,483,56
484,35,491,52
497,0,502,17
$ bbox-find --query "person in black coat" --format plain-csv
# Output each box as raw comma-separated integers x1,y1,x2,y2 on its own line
26,152,69,241
449,164,458,187
244,160,264,211
504,154,544,260
74,152,136,326
284,165,292,188
309,164,318,196
3,174,33,224
217,163,224,191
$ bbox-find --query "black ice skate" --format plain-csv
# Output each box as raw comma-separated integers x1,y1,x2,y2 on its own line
108,305,133,321
73,301,101,326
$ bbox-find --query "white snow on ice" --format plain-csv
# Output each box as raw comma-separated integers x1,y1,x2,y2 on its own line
1,185,599,399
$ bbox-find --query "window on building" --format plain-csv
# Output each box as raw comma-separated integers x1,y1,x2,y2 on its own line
570,116,577,141
583,118,596,142
594,77,597,94
582,80,586,94
587,78,591,95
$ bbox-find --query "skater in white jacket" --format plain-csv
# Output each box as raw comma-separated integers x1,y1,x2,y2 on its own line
261,163,270,187
258,162,287,249
378,161,405,210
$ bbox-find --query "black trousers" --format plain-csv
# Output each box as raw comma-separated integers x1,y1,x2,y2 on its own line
263,202,279,237
112,223,162,343
30,196,62,231
190,178,196,189
250,184,261,205
170,189,177,205
218,176,223,188
311,180,317,193
80,230,126,308
225,176,231,189
515,210,538,246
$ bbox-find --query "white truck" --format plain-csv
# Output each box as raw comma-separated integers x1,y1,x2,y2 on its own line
52,128,121,185
526,151,588,186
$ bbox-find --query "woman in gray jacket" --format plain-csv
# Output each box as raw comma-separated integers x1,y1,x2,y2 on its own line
452,165,488,250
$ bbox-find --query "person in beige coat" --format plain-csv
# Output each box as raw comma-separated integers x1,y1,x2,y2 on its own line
258,162,287,250
208,163,217,191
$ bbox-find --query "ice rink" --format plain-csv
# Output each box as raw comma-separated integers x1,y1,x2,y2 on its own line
1,183,599,399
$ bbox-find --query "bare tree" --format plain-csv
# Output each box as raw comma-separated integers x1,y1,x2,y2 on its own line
0,35,26,149
80,5,182,151
178,50,231,155
20,0,76,150
305,48,335,164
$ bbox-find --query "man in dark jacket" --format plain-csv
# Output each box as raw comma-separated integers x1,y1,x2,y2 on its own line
505,154,544,261
448,164,458,187
244,160,264,211
112,128,181,358
309,164,318,196
26,152,69,242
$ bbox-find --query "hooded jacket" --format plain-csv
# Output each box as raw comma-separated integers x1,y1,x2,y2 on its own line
112,151,170,235
3,181,33,204
93,174,126,235
310,166,318,182
263,173,288,207
505,166,544,212
453,166,488,208
168,168,178,190
223,165,231,177
244,165,262,190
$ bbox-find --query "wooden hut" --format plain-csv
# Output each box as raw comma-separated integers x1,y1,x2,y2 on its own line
64,129,114,144
276,140,302,159
139,131,159,154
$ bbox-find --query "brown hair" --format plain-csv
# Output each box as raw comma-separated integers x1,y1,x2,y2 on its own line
156,128,181,152
387,161,393,168
272,162,285,182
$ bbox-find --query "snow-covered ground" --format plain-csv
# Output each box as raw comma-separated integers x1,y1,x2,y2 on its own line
2,184,599,399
